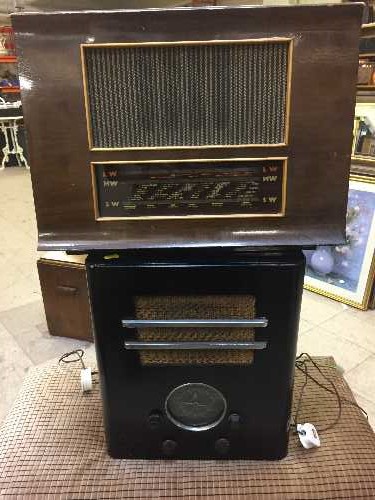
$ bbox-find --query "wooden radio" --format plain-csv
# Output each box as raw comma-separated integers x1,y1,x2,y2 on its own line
12,3,362,251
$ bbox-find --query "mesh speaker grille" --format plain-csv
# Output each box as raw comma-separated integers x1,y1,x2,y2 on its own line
84,41,289,149
134,295,255,365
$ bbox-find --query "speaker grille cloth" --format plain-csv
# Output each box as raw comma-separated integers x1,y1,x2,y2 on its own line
134,295,255,365
84,42,289,148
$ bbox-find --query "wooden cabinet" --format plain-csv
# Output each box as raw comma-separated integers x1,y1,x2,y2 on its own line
38,252,93,342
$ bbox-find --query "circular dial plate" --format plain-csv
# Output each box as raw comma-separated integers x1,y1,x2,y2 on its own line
165,383,227,431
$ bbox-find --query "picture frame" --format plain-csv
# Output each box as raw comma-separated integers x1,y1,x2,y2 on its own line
369,280,375,309
304,174,375,310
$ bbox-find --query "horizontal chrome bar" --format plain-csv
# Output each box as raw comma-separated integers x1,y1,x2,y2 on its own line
122,318,268,328
124,341,268,350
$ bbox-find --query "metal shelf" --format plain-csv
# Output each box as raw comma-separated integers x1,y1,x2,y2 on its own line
0,55,17,63
357,85,375,91
362,22,375,38
0,87,20,93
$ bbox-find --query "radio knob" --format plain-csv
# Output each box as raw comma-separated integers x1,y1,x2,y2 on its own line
148,411,163,430
215,438,230,455
162,439,178,457
228,413,241,431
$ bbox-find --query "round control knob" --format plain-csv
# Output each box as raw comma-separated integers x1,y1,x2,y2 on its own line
162,439,178,457
228,413,241,431
215,437,230,455
148,411,163,430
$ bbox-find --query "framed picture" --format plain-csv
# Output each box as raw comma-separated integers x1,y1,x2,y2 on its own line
369,280,375,309
304,174,375,310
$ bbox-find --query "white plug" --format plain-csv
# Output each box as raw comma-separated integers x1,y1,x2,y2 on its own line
297,423,321,449
80,367,93,393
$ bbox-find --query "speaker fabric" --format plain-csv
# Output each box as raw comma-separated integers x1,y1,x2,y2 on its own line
84,41,289,149
134,295,255,365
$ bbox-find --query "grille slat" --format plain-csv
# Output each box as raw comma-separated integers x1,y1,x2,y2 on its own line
134,295,256,365
84,41,289,149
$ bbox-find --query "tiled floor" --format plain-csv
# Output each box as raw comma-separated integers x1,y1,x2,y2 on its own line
0,168,374,429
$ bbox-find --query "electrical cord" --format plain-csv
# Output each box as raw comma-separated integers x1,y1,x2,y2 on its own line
293,352,368,433
58,349,368,433
59,349,98,375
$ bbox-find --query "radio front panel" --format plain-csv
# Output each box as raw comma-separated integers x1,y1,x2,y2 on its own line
12,4,362,250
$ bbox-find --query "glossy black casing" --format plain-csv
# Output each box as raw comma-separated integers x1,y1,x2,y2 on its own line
87,249,305,459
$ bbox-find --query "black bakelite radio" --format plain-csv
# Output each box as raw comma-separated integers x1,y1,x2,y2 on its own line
87,249,304,459
13,2,362,459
